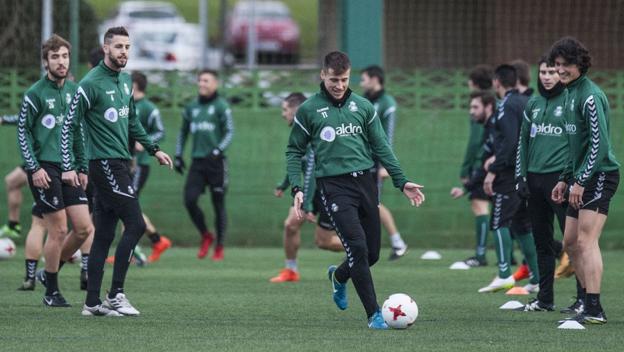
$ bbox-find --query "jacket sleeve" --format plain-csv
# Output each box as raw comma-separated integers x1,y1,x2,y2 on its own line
489,103,521,174
382,105,397,145
61,86,90,172
175,108,190,158
302,149,316,212
367,106,409,190
515,106,531,179
574,94,610,186
16,94,40,171
128,97,159,155
217,104,234,152
286,112,311,191
460,119,483,178
1,114,19,126
147,108,165,143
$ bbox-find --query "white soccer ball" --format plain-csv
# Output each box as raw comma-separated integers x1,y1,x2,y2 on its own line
382,293,419,329
68,249,82,264
0,238,17,259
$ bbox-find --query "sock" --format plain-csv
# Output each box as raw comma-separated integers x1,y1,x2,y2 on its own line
390,233,406,249
147,231,161,244
8,220,20,230
109,287,124,298
25,259,38,280
475,215,488,260
285,259,298,271
576,279,586,300
59,261,66,271
493,227,512,278
585,293,602,315
44,271,59,296
81,253,89,272
516,232,539,284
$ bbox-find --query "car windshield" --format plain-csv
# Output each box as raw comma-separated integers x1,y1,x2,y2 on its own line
235,5,290,19
129,10,177,19
142,32,177,44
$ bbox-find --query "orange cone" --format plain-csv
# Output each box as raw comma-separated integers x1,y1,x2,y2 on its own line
505,286,530,295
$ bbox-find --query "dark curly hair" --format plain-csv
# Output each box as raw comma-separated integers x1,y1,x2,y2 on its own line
548,37,592,75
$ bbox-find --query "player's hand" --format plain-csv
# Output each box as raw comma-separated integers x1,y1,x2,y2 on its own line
450,187,464,199
134,142,144,153
483,172,496,196
155,151,173,169
568,182,585,210
516,177,530,199
403,182,425,207
484,156,496,171
305,212,317,223
32,168,51,189
551,181,567,204
62,170,80,188
274,188,284,197
293,191,304,219
174,156,185,175
378,167,389,179
78,173,89,191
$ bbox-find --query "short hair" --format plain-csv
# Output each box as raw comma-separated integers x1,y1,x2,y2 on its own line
468,65,493,90
494,64,517,89
131,71,148,92
470,90,496,109
510,59,530,86
88,47,104,67
361,65,385,85
323,51,351,75
284,92,306,108
198,69,218,79
548,36,592,75
42,34,71,61
104,26,129,44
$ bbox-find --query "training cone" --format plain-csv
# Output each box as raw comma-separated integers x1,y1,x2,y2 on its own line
558,320,585,330
505,286,530,295
421,250,442,260
449,261,470,270
499,300,524,310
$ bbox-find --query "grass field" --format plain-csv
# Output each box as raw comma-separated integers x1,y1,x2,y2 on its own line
1,248,623,351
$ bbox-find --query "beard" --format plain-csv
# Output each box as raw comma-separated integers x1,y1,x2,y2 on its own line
48,66,68,80
108,53,127,69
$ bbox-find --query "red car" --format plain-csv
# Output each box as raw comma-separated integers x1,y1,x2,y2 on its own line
226,1,300,64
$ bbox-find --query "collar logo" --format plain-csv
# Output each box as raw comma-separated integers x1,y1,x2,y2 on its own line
554,106,563,117
348,101,358,112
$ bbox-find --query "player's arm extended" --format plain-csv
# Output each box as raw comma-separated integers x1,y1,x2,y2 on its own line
367,110,408,190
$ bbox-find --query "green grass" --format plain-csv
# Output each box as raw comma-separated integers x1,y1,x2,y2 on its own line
1,248,623,351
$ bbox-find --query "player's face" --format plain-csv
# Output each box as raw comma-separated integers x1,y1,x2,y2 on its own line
359,73,373,93
45,46,70,80
198,73,218,96
553,56,580,84
281,101,296,125
104,35,130,69
321,68,350,100
469,98,487,123
539,63,560,90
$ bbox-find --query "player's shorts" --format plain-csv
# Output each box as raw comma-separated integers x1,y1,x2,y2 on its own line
567,170,619,218
490,190,531,233
31,202,43,219
132,164,151,196
468,182,489,201
27,162,88,214
312,190,334,231
89,159,139,210
185,156,228,195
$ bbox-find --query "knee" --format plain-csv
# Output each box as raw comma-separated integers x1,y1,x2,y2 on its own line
184,194,199,209
49,225,69,242
314,233,329,249
284,218,300,235
74,223,95,241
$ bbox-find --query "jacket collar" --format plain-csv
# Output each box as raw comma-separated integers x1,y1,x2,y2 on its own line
320,82,352,107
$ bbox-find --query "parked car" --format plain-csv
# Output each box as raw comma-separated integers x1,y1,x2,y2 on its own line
99,1,184,36
226,1,300,64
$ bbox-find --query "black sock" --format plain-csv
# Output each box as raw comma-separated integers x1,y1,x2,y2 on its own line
575,278,585,300
147,231,161,244
44,271,59,296
585,293,602,315
86,291,101,307
81,253,89,272
8,221,19,230
25,259,38,280
59,261,66,270
109,287,124,298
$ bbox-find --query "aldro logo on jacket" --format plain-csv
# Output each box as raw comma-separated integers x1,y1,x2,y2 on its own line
320,123,363,142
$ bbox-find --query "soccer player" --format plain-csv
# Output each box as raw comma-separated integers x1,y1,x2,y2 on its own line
360,65,409,260
510,59,534,97
270,92,343,283
515,57,569,311
0,114,27,239
286,51,425,329
61,27,173,316
16,207,46,291
129,71,171,262
175,69,234,261
478,64,540,293
550,37,619,324
17,34,94,306
450,65,494,267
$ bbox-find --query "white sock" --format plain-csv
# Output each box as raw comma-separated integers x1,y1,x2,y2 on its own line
285,259,298,271
390,233,406,249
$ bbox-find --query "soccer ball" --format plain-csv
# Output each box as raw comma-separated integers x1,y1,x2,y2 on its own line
0,238,17,259
382,293,419,329
68,249,82,264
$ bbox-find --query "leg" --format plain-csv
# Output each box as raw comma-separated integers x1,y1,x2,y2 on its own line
86,202,119,306
270,207,305,283
5,167,27,223
210,187,227,246
527,187,556,304
18,215,46,289
62,204,94,261
184,168,208,235
576,210,607,313
314,227,343,252
110,199,146,295
41,209,69,295
471,198,490,261
379,204,398,236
